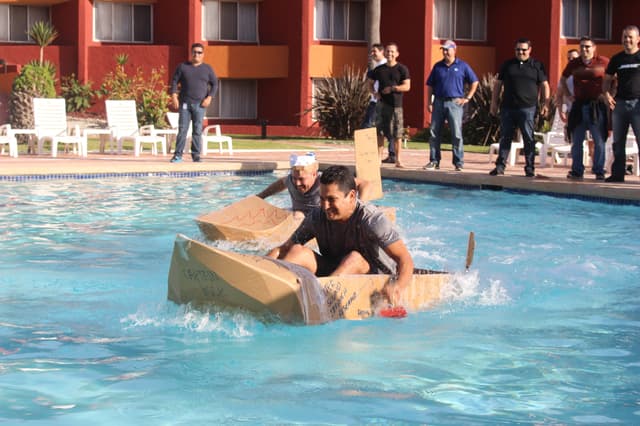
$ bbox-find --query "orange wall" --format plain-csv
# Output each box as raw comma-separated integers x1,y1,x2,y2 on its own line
430,44,496,79
205,46,289,79
308,45,369,77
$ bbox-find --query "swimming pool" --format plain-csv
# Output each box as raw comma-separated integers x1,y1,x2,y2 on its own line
1,174,639,424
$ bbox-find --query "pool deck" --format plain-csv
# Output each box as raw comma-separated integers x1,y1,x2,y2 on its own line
1,145,639,203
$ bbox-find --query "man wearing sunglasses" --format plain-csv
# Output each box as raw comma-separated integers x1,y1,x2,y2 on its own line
490,38,550,177
558,36,609,181
169,43,218,163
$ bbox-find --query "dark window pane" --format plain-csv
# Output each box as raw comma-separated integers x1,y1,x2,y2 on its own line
348,1,365,41
455,0,473,39
10,6,28,41
133,5,151,42
220,2,238,40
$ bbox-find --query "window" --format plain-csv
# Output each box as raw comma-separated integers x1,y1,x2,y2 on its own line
206,80,257,119
94,1,152,43
0,5,50,42
562,0,610,39
434,0,486,41
203,1,257,42
315,0,366,41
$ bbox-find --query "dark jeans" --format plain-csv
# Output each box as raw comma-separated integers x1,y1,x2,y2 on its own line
429,98,464,166
175,102,204,159
570,102,607,176
496,106,536,173
363,101,395,156
610,98,640,179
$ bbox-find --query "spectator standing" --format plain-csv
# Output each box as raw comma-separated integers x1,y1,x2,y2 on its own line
169,43,218,163
560,49,580,114
424,40,479,171
368,42,411,168
603,25,640,182
558,37,609,180
490,38,550,177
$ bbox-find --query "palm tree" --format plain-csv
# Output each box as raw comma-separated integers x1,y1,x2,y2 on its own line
367,0,381,47
28,21,59,66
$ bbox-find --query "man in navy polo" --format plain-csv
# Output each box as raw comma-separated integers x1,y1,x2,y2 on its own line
424,40,478,171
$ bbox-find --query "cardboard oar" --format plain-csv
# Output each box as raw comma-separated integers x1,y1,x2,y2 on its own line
354,127,383,201
465,231,475,271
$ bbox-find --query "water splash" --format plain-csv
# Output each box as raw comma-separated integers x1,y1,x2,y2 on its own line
439,270,511,307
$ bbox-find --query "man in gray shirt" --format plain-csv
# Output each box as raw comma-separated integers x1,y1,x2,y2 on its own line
268,165,414,303
169,43,218,163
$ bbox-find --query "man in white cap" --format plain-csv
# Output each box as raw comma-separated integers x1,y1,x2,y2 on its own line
256,153,372,217
425,39,478,171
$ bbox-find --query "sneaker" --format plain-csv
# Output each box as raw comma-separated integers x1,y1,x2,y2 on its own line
489,167,504,176
525,171,535,177
566,171,583,180
595,173,605,181
381,156,396,164
626,165,633,175
423,161,439,170
192,157,201,163
454,164,463,171
605,176,624,183
170,156,182,163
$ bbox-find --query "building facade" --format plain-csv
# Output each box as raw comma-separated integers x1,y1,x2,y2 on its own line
0,0,637,135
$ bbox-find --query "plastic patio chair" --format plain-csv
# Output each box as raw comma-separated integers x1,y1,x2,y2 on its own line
33,98,87,158
105,100,166,156
202,124,233,155
605,131,639,176
0,123,18,158
534,112,570,167
488,130,524,166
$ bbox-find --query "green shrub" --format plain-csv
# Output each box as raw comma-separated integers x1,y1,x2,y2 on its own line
100,55,169,127
304,65,369,139
9,61,57,135
61,74,97,112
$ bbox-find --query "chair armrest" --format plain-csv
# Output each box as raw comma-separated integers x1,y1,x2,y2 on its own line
140,124,155,136
202,124,220,136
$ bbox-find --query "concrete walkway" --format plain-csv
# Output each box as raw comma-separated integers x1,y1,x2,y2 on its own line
1,145,639,203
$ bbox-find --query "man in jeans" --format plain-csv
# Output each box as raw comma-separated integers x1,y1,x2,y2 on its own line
558,36,609,180
424,40,478,171
603,25,640,182
169,43,218,163
490,38,550,177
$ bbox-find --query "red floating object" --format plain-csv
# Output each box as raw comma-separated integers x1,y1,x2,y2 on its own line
379,306,407,318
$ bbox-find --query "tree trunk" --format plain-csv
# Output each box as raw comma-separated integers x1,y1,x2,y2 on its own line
367,0,381,47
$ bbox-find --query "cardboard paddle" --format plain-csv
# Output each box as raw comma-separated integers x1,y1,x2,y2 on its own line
354,127,383,201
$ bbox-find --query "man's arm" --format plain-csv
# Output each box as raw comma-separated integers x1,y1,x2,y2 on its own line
354,177,373,202
456,80,479,106
490,80,503,116
539,80,551,117
256,177,287,199
169,65,182,110
426,85,434,113
603,74,616,109
389,79,411,93
381,239,414,305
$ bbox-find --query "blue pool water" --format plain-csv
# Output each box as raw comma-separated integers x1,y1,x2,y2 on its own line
1,174,639,425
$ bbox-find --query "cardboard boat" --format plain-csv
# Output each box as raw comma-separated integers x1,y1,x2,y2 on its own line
196,195,303,242
167,234,448,323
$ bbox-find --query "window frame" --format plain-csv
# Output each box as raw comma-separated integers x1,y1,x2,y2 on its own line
314,0,367,42
0,4,51,43
433,0,487,42
93,1,153,44
561,0,611,40
202,0,259,43
205,79,258,120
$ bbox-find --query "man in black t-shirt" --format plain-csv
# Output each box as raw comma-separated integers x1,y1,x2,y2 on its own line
368,43,411,168
602,25,640,182
489,38,550,177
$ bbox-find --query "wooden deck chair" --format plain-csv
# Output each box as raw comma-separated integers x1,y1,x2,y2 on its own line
0,124,18,158
105,100,166,156
202,124,233,155
33,98,87,157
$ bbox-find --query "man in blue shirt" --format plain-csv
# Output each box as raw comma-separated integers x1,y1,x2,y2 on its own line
169,43,218,163
425,40,478,171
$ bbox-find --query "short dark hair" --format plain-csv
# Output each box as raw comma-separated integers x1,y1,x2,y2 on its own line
320,165,356,194
191,42,204,51
579,36,594,43
515,38,531,48
371,43,384,51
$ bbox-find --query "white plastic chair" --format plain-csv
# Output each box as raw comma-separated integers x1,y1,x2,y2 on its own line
0,124,18,158
164,112,192,153
33,98,87,157
489,130,524,166
534,112,570,167
105,100,166,156
605,132,639,176
202,124,233,155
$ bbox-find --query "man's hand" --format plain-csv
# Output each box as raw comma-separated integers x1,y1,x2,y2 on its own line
171,96,179,111
201,96,212,108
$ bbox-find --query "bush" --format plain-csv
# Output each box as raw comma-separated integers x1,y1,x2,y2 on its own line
9,61,57,137
61,74,97,112
304,65,369,139
99,54,170,127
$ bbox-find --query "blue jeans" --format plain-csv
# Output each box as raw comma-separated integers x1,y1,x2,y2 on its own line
496,106,536,173
429,98,464,166
571,102,607,176
175,102,204,158
610,98,640,179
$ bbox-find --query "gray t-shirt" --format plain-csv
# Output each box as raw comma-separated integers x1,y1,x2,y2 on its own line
284,173,321,214
290,200,400,274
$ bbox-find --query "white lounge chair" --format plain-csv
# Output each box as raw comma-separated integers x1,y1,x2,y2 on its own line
489,130,524,166
534,112,569,167
105,100,166,156
0,124,18,158
33,98,87,157
605,131,639,177
202,124,233,155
